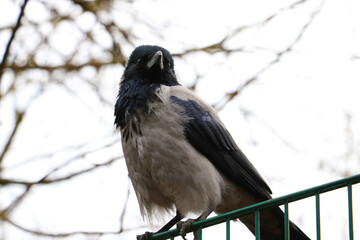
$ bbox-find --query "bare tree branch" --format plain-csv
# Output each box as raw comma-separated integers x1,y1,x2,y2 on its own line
0,156,122,187
6,60,120,73
4,216,146,238
119,177,131,232
0,111,24,168
0,0,29,87
173,0,310,58
318,112,360,177
213,0,325,111
2,184,32,215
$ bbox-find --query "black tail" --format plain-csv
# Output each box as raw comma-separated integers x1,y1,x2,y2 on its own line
239,206,310,240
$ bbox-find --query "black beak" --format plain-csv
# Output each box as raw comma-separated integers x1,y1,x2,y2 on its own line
146,51,164,70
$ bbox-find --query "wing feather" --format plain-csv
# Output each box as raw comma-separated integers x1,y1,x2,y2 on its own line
171,95,272,201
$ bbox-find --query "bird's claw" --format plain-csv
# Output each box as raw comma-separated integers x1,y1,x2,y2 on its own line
177,219,197,240
136,231,154,240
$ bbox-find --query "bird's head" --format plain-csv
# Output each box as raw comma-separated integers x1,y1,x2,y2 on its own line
122,45,179,86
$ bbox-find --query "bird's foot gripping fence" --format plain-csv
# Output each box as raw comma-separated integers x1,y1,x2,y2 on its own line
151,174,360,240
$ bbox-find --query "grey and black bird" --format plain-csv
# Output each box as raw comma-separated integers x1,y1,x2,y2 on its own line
114,45,310,240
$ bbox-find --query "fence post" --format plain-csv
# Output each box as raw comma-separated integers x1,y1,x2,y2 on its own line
284,201,290,240
348,184,354,240
316,193,321,240
226,218,230,240
255,209,260,240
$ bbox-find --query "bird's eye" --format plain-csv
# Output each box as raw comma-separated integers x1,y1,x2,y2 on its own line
164,59,171,68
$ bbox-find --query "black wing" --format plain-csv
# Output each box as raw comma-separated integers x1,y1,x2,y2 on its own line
171,96,272,201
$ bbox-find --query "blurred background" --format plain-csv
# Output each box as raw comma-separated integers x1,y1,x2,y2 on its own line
1,0,360,239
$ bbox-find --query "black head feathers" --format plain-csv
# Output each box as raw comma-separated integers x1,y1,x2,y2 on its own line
127,45,174,69
122,45,178,86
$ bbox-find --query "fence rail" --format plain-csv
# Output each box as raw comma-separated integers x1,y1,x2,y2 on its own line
151,173,360,240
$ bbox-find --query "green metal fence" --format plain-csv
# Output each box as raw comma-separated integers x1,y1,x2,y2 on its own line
151,174,360,240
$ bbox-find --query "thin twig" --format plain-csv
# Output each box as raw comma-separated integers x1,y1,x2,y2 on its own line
0,0,29,85
119,177,131,232
173,0,309,58
3,214,146,238
5,217,120,238
0,156,122,187
213,0,325,111
0,111,24,168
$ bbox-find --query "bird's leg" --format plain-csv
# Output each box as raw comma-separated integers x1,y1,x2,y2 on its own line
158,210,183,232
177,209,213,240
136,210,183,240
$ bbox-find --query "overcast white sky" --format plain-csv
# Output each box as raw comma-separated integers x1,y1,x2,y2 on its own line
1,0,360,239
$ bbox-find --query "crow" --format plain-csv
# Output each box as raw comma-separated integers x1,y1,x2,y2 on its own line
114,45,310,240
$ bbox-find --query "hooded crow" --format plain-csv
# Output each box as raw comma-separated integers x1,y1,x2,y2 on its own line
114,45,310,240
